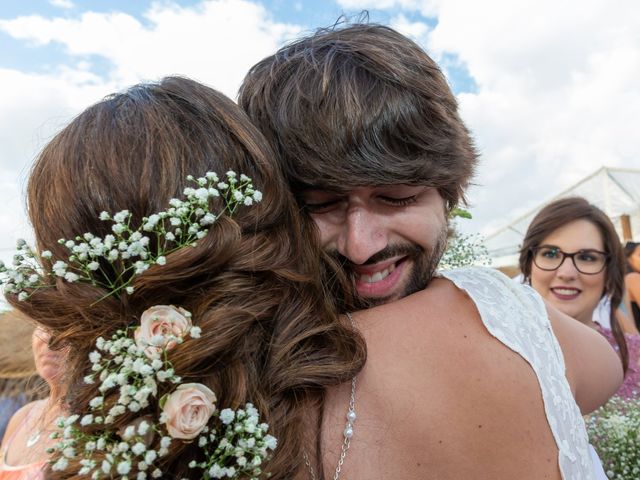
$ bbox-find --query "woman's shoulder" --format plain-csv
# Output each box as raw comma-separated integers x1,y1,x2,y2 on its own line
626,271,640,287
1,400,41,449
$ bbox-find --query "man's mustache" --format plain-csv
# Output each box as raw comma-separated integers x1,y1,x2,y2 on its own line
327,244,424,271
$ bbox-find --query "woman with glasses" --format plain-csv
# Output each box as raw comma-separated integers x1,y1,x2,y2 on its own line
519,197,640,399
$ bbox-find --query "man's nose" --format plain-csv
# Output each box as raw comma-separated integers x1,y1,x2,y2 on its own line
337,208,388,265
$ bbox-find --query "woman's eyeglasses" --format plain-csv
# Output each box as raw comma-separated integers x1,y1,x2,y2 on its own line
530,245,609,275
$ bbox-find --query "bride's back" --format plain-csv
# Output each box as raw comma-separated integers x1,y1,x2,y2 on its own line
320,272,621,480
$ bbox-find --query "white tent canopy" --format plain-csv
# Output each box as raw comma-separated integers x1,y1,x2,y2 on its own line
485,167,640,268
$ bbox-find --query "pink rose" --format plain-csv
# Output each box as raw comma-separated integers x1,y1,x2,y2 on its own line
134,305,192,357
162,383,217,440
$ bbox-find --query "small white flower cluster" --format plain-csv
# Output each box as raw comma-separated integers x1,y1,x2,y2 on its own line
47,307,276,479
586,395,640,479
0,239,43,301
0,171,261,302
49,326,183,479
188,404,277,479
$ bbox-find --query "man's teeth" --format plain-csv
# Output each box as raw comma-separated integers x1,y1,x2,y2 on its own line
357,264,395,283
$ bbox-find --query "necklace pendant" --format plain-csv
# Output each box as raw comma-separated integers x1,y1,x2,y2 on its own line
26,432,41,448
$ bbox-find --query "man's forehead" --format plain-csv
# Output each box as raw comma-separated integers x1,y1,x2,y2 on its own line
300,182,427,195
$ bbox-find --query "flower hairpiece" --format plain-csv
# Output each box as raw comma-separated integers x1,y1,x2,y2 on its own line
0,171,262,303
49,305,277,479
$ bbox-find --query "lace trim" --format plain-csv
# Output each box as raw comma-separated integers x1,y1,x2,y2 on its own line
439,266,594,480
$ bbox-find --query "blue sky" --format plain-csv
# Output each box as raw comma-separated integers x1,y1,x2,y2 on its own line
0,1,475,93
0,0,639,271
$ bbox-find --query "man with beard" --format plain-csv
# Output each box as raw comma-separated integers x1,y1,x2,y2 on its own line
239,22,619,480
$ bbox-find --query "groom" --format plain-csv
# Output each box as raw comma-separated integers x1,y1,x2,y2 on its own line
239,23,620,478
238,23,475,307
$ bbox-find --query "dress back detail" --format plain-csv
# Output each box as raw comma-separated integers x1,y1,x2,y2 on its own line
440,266,594,480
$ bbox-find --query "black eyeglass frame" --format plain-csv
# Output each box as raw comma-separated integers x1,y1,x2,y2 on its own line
529,246,610,275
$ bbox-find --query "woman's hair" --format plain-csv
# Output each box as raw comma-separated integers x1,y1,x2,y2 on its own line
518,197,628,371
7,76,366,479
624,241,639,273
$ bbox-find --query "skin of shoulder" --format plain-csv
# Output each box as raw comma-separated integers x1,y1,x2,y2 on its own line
328,278,567,479
0,400,41,448
546,303,623,414
626,272,640,302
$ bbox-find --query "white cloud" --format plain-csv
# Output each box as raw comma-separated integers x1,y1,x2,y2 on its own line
336,0,424,11
49,0,74,9
0,0,302,264
338,0,640,238
0,0,300,96
390,13,430,44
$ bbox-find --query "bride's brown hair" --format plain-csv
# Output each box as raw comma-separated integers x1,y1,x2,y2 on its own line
8,76,366,479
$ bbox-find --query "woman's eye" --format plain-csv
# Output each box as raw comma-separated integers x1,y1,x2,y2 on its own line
577,252,598,262
380,195,417,206
540,248,559,258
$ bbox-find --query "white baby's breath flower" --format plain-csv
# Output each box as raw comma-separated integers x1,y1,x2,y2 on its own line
99,211,110,221
132,442,146,455
80,414,94,426
52,260,67,276
122,425,136,440
64,271,80,282
101,460,112,474
233,190,244,202
144,450,157,464
200,213,216,226
113,210,130,223
117,461,132,475
52,457,69,471
189,326,201,339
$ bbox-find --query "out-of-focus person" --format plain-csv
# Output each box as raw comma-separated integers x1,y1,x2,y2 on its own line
0,326,67,480
624,241,640,330
0,312,42,441
519,197,640,399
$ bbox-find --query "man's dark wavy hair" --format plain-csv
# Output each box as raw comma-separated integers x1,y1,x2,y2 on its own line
238,22,478,211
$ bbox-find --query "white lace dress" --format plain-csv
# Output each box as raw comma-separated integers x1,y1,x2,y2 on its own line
439,267,596,480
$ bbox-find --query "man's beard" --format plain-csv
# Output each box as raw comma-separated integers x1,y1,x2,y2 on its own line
328,227,449,309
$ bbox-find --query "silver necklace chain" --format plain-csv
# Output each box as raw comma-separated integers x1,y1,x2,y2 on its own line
304,312,358,480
